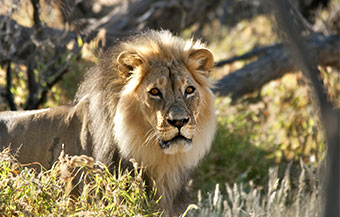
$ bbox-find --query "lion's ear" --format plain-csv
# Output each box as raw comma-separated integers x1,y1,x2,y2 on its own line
117,51,143,78
188,49,214,77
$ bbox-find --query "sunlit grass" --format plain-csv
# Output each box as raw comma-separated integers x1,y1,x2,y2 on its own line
0,148,323,216
0,148,161,216
189,161,322,217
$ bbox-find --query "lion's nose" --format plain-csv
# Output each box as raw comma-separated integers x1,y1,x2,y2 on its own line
167,118,189,129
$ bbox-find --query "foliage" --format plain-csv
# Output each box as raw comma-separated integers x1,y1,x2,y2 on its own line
0,148,160,216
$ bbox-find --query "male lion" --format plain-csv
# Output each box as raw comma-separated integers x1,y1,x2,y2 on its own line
0,30,216,215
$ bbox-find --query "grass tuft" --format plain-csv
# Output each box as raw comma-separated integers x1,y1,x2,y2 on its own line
0,148,161,216
188,161,323,217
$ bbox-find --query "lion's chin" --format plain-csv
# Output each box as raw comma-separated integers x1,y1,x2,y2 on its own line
159,135,192,155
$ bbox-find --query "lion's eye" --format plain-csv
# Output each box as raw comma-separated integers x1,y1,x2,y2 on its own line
185,86,195,95
149,88,162,98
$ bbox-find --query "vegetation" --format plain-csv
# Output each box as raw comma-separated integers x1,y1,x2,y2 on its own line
0,149,323,217
0,148,160,216
190,163,323,217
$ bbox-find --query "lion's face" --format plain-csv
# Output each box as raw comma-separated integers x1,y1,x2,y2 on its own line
113,47,214,158
111,32,215,162
137,61,202,154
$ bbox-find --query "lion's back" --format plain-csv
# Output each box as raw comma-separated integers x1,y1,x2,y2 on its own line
0,106,91,168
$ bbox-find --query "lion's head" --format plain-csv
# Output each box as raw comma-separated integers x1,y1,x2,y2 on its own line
110,31,216,166
76,30,216,214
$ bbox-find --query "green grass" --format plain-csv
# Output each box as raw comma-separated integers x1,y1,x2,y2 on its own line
0,148,323,217
193,122,274,192
0,148,160,216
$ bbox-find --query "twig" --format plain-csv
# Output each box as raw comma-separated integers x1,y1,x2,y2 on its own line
34,68,69,108
289,0,315,33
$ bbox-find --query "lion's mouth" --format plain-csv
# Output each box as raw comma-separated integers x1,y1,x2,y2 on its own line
159,135,192,149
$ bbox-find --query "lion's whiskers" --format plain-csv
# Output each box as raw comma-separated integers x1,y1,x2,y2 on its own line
141,128,157,146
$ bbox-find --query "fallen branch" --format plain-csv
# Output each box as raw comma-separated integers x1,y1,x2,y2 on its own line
213,34,339,100
214,44,280,67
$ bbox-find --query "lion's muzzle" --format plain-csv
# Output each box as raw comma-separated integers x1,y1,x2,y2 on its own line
157,104,195,153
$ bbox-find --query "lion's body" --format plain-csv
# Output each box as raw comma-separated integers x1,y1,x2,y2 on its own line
0,30,216,216
0,101,92,168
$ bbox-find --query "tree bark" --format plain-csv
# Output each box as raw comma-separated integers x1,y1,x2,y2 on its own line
3,61,16,111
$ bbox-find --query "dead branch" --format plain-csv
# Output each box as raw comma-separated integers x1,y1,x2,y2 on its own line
31,0,42,35
213,34,339,100
214,44,280,67
33,49,80,108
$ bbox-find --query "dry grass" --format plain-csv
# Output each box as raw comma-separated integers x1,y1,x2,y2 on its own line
0,148,323,217
188,161,323,217
0,148,160,216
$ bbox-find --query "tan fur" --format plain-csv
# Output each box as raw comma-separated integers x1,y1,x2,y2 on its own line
0,30,216,216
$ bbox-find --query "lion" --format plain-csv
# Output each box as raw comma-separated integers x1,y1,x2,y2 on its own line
0,30,216,216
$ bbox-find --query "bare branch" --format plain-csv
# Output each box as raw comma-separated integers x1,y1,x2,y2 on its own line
33,45,82,109
80,0,223,46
